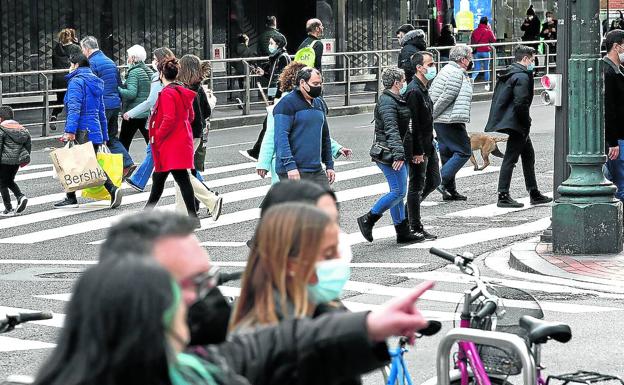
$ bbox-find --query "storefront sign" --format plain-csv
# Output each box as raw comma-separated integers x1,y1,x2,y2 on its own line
212,44,226,72
321,39,336,65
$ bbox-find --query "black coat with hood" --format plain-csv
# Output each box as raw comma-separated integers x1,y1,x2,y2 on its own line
0,120,31,165
485,63,534,135
187,83,211,140
374,89,412,162
398,30,427,83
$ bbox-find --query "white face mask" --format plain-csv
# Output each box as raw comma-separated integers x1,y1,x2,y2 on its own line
547,17,553,22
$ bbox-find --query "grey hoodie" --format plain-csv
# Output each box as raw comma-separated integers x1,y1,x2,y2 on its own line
0,120,31,165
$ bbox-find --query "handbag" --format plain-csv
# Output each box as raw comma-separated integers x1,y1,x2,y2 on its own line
369,141,394,165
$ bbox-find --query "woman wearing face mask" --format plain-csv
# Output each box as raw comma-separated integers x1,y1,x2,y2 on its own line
118,44,153,152
32,258,248,385
540,11,557,64
261,33,291,99
125,47,175,192
521,5,541,70
357,67,422,244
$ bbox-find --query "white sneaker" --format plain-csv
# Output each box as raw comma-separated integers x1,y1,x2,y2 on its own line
0,208,15,217
212,197,223,221
15,195,28,214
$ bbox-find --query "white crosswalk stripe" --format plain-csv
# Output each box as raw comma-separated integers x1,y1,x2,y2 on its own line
0,158,571,354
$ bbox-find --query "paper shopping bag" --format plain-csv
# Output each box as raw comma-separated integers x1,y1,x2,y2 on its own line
50,141,107,193
82,146,122,200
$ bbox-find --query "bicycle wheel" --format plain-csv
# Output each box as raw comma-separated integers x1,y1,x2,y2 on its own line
450,376,512,385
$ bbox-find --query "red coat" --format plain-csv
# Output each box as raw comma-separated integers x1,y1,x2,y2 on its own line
470,24,496,52
149,84,197,172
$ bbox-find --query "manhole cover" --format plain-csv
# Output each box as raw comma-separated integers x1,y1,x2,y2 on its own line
34,272,83,279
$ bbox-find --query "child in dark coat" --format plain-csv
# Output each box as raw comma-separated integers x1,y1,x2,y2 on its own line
0,106,31,216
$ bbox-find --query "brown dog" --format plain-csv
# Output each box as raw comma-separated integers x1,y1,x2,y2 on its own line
468,133,508,171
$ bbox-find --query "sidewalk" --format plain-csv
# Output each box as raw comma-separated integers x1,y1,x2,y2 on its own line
509,240,624,288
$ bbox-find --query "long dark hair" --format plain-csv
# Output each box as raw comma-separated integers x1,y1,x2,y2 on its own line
33,258,176,385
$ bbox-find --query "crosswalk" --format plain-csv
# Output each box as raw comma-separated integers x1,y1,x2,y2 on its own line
1,156,601,356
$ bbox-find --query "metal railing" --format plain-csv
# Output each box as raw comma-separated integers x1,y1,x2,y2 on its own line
0,39,559,136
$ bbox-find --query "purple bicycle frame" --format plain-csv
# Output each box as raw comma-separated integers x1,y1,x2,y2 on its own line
457,318,546,385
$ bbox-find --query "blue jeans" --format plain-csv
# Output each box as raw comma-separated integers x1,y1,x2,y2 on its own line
106,108,134,168
371,162,407,225
606,140,624,202
434,123,471,191
472,51,491,82
128,144,154,189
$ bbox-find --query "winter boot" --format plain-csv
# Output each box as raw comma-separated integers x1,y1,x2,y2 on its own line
530,190,553,205
357,211,382,242
395,219,425,244
497,192,524,208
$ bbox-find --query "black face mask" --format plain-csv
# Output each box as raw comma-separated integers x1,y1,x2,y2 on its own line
306,82,323,98
187,286,232,345
466,60,474,71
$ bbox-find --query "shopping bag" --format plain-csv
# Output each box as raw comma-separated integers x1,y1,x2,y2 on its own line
82,145,123,200
50,141,107,193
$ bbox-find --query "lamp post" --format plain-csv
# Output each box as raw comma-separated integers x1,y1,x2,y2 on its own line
552,0,623,254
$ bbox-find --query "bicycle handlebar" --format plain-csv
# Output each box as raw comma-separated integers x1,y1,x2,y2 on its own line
473,301,497,321
429,247,458,263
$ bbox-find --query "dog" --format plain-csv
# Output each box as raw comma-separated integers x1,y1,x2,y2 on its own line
468,133,508,171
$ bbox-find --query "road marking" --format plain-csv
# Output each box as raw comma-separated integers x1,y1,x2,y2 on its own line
0,259,98,265
446,192,554,218
402,217,551,249
0,336,55,351
341,301,457,321
36,293,72,301
19,164,53,171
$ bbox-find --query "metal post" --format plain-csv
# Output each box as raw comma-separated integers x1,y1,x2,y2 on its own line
243,60,251,116
204,0,213,61
545,44,550,74
0,76,3,107
41,74,50,137
552,0,623,254
345,55,351,106
491,44,497,91
375,53,382,103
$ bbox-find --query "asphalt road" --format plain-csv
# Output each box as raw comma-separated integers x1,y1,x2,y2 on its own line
1,98,624,383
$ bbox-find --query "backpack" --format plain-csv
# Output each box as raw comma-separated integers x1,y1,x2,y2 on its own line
294,40,321,67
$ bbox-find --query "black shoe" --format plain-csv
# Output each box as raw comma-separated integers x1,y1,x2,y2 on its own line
395,219,425,244
211,196,223,221
54,197,78,208
126,178,144,193
236,98,244,110
246,236,255,248
49,115,57,131
437,186,453,200
497,192,524,208
15,195,28,214
413,225,437,240
192,216,202,229
357,211,382,242
447,190,467,201
238,149,257,162
0,208,15,217
110,188,123,209
530,190,553,205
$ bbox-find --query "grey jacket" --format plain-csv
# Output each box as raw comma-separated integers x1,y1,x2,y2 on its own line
429,61,473,123
0,120,31,165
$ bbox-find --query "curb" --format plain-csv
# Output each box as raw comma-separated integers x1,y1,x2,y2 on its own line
31,104,377,152
509,240,624,288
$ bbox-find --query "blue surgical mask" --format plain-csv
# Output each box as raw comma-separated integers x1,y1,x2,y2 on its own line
527,63,535,72
269,46,278,54
307,258,351,304
400,82,408,95
425,66,437,80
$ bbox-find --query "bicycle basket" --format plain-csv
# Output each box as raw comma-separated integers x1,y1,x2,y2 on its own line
465,284,544,376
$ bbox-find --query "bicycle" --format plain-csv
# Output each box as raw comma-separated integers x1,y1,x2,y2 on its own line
428,247,624,385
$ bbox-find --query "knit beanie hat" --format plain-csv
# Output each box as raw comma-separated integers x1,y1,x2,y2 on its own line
526,5,536,16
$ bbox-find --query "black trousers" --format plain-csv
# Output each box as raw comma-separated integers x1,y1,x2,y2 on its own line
146,169,198,218
67,131,116,201
498,132,538,193
248,116,268,159
0,164,22,209
51,91,66,117
119,117,149,151
406,150,441,229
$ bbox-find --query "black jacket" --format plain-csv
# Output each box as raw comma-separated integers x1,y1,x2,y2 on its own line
233,43,257,75
603,57,624,147
521,17,541,42
51,42,81,89
405,77,434,157
193,312,389,385
261,49,292,90
485,63,533,135
298,35,324,71
187,83,211,139
398,30,427,83
374,90,411,161
436,32,456,59
540,19,557,47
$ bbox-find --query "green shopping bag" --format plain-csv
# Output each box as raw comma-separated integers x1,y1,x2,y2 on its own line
81,145,122,200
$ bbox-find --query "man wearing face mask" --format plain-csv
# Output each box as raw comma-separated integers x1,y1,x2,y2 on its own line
298,18,325,71
540,11,557,64
429,45,474,201
602,30,624,202
274,67,335,188
484,45,552,208
405,51,440,239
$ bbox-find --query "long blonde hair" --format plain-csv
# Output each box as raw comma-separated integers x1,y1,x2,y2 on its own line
230,203,332,330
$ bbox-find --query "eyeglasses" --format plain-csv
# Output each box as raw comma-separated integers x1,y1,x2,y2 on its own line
179,265,220,299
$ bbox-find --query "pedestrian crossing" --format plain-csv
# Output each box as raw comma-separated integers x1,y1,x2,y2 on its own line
0,156,572,356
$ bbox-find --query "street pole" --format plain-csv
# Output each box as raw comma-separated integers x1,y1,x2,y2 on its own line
552,0,623,254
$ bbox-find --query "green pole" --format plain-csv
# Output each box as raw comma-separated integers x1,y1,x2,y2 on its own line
552,0,623,254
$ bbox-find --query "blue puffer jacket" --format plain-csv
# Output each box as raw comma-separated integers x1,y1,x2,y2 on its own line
63,67,109,144
88,50,121,109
